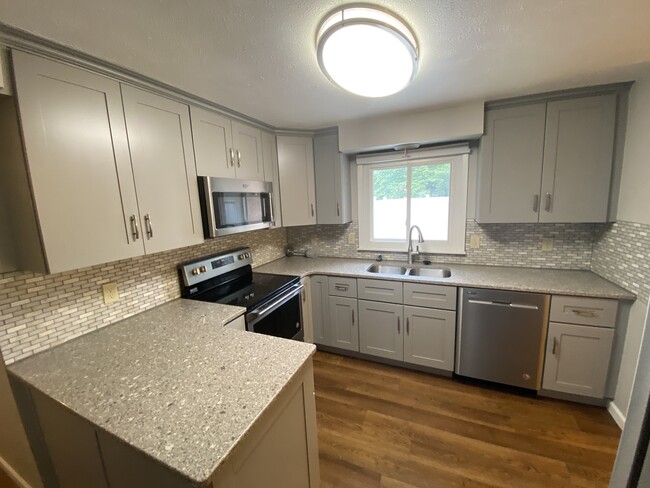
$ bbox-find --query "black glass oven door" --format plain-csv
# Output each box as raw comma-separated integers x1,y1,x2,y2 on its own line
246,290,303,341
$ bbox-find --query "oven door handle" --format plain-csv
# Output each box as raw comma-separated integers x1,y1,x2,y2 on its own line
246,284,304,326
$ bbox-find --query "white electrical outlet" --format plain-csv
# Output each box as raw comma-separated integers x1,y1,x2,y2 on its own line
541,237,554,252
348,232,356,245
102,282,119,304
470,234,480,249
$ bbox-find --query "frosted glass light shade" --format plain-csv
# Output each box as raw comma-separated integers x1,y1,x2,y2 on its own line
316,6,419,98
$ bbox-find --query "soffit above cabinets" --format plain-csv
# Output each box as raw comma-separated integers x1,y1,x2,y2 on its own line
1,1,650,129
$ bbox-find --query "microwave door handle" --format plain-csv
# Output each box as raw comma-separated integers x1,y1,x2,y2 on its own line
202,177,217,238
246,284,304,326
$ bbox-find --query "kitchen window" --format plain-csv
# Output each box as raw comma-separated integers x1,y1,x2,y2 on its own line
357,144,469,254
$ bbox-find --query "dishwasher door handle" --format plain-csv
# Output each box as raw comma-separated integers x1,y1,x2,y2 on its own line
467,299,539,311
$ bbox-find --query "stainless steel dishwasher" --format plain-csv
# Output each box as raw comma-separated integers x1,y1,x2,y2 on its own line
456,287,550,390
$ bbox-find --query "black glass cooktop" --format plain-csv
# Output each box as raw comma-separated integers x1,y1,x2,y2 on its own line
187,271,299,310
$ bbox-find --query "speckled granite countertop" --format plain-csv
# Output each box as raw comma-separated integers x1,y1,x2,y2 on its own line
8,299,316,484
256,257,636,300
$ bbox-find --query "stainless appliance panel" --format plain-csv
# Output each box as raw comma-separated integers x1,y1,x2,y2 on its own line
456,287,550,390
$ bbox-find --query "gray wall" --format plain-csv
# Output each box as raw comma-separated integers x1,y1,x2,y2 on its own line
605,74,650,422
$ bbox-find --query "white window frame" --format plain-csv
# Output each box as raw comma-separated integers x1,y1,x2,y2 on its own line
357,144,469,254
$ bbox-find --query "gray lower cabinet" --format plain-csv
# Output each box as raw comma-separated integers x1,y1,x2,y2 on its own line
358,300,403,361
404,306,456,371
542,322,614,398
329,296,358,352
310,275,330,346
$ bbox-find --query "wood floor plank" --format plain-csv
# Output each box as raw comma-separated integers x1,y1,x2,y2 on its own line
315,351,620,488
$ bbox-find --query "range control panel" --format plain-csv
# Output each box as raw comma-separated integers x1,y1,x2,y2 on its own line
180,247,253,286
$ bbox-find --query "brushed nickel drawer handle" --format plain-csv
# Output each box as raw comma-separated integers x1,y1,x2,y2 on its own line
533,194,539,213
144,214,154,238
573,309,598,318
545,193,552,212
335,285,348,291
130,215,140,241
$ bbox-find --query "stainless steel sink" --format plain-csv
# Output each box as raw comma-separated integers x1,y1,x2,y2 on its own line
407,267,452,278
366,264,408,275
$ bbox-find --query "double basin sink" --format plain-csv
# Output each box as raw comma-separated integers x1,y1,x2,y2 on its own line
367,264,451,278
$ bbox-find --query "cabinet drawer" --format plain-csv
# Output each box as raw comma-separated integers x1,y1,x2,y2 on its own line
404,283,457,311
328,276,357,298
550,296,618,328
358,279,403,304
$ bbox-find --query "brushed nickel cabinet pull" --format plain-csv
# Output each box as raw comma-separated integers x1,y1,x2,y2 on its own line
229,148,235,167
552,337,559,355
236,149,242,168
130,215,140,241
397,316,400,334
545,193,552,212
144,214,154,238
533,194,540,213
311,204,315,217
352,309,355,325
337,203,340,217
406,317,410,335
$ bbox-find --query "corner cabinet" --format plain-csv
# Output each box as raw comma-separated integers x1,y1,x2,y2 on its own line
190,106,264,181
277,136,317,226
4,51,203,274
477,94,617,223
313,132,351,225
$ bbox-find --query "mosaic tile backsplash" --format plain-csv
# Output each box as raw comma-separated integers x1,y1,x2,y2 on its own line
287,220,600,270
591,221,650,304
0,228,287,364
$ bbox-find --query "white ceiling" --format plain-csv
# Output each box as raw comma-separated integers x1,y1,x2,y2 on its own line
1,0,650,129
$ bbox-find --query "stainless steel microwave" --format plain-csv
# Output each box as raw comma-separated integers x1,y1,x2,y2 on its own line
198,177,275,237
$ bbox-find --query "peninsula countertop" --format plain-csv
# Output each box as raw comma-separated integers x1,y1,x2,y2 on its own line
8,299,317,484
255,257,636,300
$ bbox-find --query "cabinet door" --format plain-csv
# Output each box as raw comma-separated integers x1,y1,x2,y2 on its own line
232,121,264,180
12,51,143,273
277,136,317,226
190,106,235,178
310,276,330,346
121,85,203,254
404,306,456,371
314,132,351,224
542,322,614,398
328,296,358,352
540,95,616,223
359,300,403,361
476,104,546,223
261,131,282,227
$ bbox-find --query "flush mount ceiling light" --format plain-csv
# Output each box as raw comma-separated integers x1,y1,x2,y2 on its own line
316,5,419,98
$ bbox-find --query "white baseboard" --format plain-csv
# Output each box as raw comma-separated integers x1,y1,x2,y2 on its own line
0,455,33,488
608,400,626,429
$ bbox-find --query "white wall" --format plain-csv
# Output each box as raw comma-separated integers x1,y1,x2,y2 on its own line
611,74,650,423
339,102,484,154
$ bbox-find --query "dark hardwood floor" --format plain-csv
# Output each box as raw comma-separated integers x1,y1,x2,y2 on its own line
314,351,621,488
0,468,18,488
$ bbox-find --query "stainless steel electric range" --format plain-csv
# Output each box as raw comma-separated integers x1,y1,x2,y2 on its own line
179,248,304,341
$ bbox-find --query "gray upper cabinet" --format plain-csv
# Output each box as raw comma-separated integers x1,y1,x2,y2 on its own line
9,51,143,273
477,104,547,223
477,94,617,223
261,131,283,227
539,95,616,223
190,106,236,178
277,136,317,227
313,132,351,225
121,86,203,254
190,107,264,181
